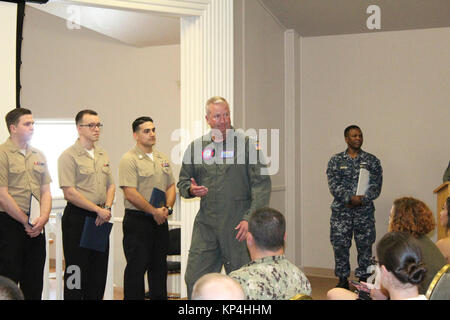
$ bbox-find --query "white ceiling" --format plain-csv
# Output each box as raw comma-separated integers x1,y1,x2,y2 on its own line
27,1,180,47
28,0,450,47
259,0,450,37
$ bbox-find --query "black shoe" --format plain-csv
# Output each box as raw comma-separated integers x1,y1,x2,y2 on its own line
336,277,349,289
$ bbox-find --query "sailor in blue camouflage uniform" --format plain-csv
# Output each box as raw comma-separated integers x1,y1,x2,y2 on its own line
326,125,382,289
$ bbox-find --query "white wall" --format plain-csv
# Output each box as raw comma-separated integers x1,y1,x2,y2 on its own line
234,0,286,213
21,6,180,287
300,27,450,271
17,1,450,284
0,2,17,141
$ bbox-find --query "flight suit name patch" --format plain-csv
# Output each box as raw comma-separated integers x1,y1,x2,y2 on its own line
221,150,234,158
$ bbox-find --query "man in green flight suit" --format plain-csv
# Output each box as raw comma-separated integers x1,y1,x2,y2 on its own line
177,96,272,299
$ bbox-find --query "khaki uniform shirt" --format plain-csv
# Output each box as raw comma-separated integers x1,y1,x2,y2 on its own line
58,139,114,205
119,146,175,210
0,138,52,213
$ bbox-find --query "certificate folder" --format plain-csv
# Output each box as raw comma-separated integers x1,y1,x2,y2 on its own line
28,193,40,228
79,217,112,253
356,168,370,196
149,188,166,209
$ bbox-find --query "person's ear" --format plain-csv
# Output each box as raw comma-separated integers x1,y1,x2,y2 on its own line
380,265,394,285
380,265,389,275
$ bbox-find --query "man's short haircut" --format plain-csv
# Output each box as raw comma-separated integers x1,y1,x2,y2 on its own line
132,116,153,133
0,276,24,300
248,207,285,251
344,125,361,137
205,96,229,115
75,109,98,125
5,108,32,133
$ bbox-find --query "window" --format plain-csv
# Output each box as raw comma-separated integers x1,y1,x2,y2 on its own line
31,119,78,198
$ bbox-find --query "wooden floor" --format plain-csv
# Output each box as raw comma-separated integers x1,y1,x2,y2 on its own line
111,275,338,300
308,276,337,300
48,273,339,300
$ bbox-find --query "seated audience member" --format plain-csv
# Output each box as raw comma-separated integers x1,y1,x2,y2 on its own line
229,207,311,300
0,276,24,300
191,273,245,300
328,197,446,300
375,231,428,300
436,197,450,263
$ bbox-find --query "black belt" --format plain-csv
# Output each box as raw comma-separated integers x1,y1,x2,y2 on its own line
125,208,150,218
66,202,98,218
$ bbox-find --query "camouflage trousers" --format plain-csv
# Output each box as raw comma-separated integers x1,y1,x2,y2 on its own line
330,208,376,278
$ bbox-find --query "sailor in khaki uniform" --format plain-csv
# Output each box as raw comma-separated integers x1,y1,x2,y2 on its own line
58,110,115,300
119,116,175,300
0,108,52,300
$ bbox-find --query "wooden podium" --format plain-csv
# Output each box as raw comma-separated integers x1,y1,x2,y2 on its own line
434,182,449,240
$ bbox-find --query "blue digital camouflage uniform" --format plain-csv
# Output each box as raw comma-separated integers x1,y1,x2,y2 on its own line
326,149,382,279
177,128,272,299
229,255,312,300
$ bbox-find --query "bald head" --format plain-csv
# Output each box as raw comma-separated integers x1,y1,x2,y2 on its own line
192,273,245,300
0,276,24,300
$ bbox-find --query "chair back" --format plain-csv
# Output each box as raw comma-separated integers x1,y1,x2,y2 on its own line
168,228,181,256
426,264,450,300
290,293,313,300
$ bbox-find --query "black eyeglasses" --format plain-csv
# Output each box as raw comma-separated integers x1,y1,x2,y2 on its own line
79,123,103,130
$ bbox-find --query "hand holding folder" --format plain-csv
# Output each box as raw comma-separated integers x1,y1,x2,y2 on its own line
356,168,370,196
149,188,170,225
80,216,113,253
28,193,40,227
149,187,166,209
26,194,44,236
